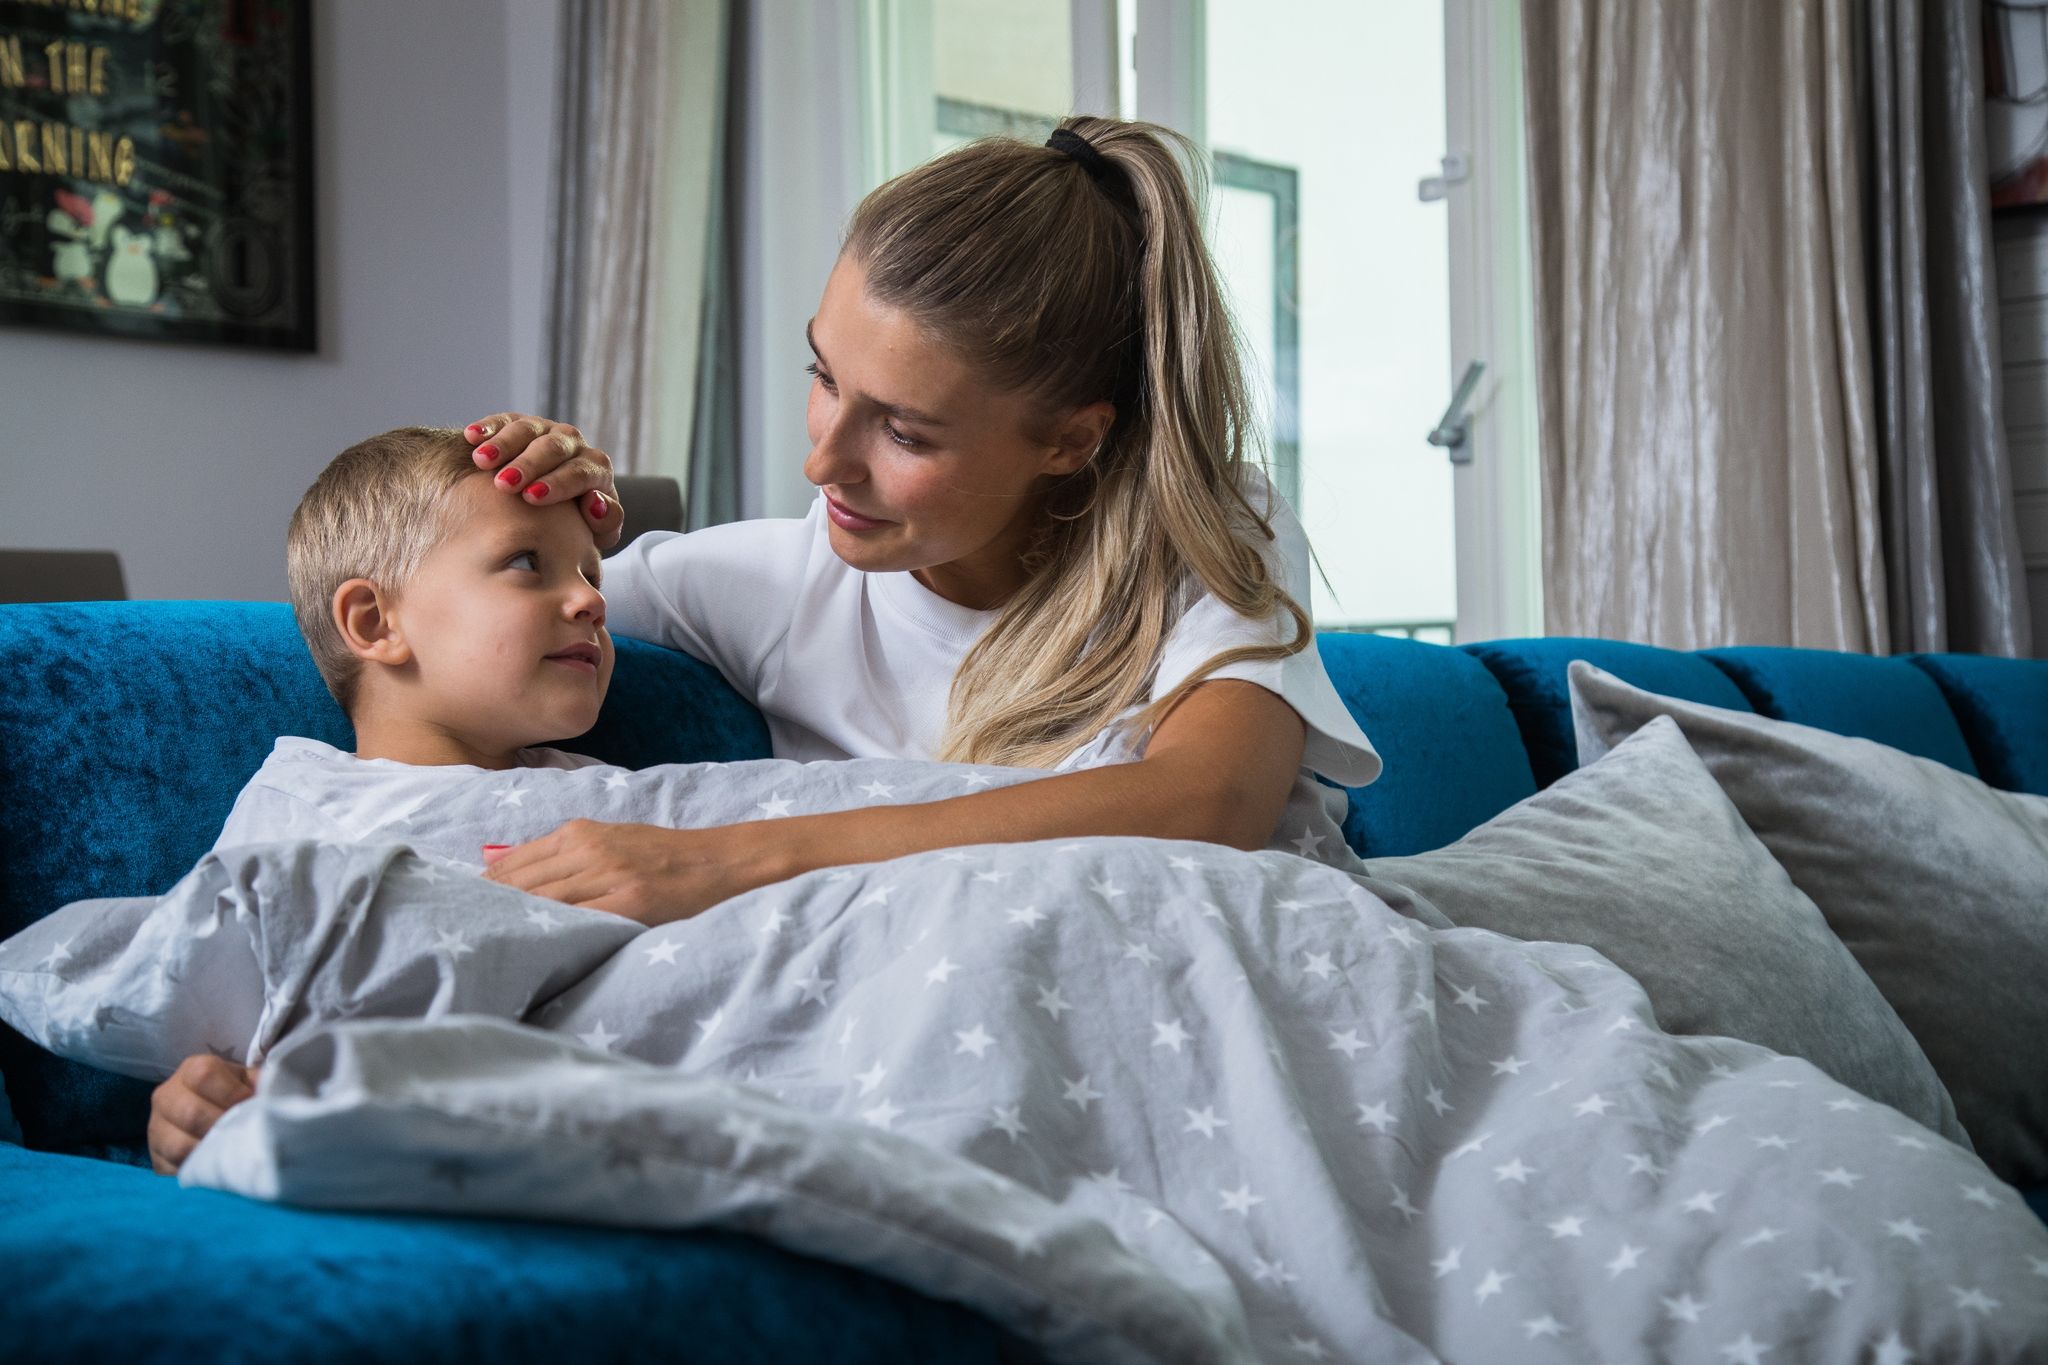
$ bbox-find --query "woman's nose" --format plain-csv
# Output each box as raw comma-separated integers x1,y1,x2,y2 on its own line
803,415,866,489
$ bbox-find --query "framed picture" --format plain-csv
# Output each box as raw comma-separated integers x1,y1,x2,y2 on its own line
1989,0,2048,211
0,0,315,350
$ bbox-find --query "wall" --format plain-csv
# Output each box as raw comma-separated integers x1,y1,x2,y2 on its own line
1992,217,2048,656
1,0,560,602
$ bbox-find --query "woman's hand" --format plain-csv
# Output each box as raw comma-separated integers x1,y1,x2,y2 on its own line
463,412,624,551
148,1053,259,1176
483,819,794,925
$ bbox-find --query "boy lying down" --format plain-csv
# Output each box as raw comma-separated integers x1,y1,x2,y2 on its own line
150,426,1361,1173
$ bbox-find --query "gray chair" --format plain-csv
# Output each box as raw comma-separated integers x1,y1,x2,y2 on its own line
606,476,685,556
0,550,127,604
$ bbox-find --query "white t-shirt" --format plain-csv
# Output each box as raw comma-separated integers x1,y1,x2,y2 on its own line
215,738,604,850
602,471,1381,792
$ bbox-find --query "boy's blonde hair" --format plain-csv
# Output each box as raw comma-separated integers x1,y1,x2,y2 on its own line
287,426,483,712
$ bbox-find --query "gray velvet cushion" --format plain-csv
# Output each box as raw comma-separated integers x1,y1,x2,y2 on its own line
1366,715,1961,1142
1569,661,2048,1185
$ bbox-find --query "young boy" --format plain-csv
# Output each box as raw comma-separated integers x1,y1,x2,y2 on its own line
150,425,617,1174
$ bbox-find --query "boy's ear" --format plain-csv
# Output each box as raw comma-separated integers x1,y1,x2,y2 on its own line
331,579,412,667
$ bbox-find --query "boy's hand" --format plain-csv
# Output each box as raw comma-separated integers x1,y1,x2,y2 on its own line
148,1053,258,1176
462,412,623,550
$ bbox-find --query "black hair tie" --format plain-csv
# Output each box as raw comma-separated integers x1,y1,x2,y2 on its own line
1046,127,1113,184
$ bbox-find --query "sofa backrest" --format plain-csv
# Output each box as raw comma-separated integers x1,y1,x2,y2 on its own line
2,600,2044,1157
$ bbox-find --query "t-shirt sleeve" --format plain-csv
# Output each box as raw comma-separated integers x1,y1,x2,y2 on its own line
599,518,812,700
1149,475,1383,788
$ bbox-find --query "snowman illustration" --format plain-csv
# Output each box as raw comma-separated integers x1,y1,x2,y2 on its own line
106,224,160,308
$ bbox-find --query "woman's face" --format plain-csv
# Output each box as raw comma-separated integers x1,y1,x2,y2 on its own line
801,255,1110,609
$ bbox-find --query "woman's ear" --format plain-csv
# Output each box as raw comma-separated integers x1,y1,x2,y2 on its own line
332,579,412,667
1044,400,1116,477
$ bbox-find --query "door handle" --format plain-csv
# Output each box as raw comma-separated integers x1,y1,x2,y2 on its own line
1426,360,1486,465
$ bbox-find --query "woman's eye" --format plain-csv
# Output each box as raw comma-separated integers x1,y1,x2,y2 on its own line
884,423,920,449
803,361,833,389
508,551,540,572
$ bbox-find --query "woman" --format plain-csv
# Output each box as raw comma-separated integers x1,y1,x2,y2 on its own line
466,116,1381,921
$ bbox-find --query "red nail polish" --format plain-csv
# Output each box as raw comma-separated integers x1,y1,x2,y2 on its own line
465,424,483,436
497,467,522,487
475,443,499,463
526,481,550,501
589,492,608,518
481,843,510,851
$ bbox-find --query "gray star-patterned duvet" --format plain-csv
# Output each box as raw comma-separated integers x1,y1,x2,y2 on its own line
2,763,2045,1363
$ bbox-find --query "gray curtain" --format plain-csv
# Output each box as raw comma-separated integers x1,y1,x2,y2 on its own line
1863,0,2034,656
687,0,745,530
541,1,676,475
1523,0,1891,650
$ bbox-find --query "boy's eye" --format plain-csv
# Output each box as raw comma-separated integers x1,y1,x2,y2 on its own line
507,551,540,572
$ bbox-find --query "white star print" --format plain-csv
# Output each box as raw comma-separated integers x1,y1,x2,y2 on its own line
1167,854,1201,872
717,1112,767,1165
1388,1185,1421,1223
696,1007,724,1039
1410,990,1437,1018
1489,1055,1528,1076
1707,1062,1737,1079
755,794,792,818
953,1024,995,1059
924,957,960,986
1536,1079,1568,1097
1803,1267,1851,1299
973,868,1009,885
1033,983,1072,1019
1002,904,1046,928
642,938,682,966
577,1020,618,1052
1431,1246,1462,1278
1122,940,1161,967
602,770,630,790
2027,1255,2048,1278
1251,1254,1301,1286
1959,1183,1999,1209
838,1016,858,1049
1152,1019,1191,1053
1183,1106,1229,1139
1493,1157,1535,1184
1648,1061,1680,1088
1328,1028,1369,1059
495,786,526,808
523,906,559,930
1739,1227,1784,1248
1385,920,1419,948
1062,1074,1102,1111
1424,1086,1453,1117
1606,1244,1644,1277
412,861,445,884
1606,1014,1636,1033
795,971,832,1005
1751,1134,1794,1150
1681,1190,1723,1214
1719,1332,1771,1365
862,1097,901,1129
1661,1293,1706,1323
1301,950,1336,980
1695,1113,1731,1136
858,779,894,799
1949,1286,1999,1314
1448,1133,1492,1160
1086,1167,1131,1196
1452,984,1490,1012
855,1062,887,1095
1884,1217,1929,1245
1087,875,1126,900
757,907,788,937
1290,825,1326,856
1355,1101,1395,1134
1218,1182,1265,1216
990,1104,1028,1141
1548,1214,1586,1239
433,929,475,959
960,772,993,788
1523,1315,1565,1340
1824,1097,1864,1112
1892,1133,1930,1150
855,885,892,908
1573,1093,1614,1117
1474,1269,1512,1303
1872,1331,1916,1365
1764,1079,1800,1089
1285,1335,1329,1360
1624,1152,1667,1177
1817,1166,1861,1189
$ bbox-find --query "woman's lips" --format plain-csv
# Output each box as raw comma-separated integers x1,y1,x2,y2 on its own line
825,494,891,531
545,655,599,675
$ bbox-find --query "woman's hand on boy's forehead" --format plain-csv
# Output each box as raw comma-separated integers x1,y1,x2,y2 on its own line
465,412,624,552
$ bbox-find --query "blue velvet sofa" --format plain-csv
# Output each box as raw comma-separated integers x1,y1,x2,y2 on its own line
3,601,2044,1360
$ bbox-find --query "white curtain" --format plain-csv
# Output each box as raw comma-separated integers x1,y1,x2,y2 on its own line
541,0,730,482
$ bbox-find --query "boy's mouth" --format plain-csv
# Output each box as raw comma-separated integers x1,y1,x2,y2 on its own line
545,642,603,674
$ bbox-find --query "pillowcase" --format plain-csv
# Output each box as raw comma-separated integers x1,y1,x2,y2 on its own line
1569,660,2048,1185
1366,715,1961,1141
0,1070,17,1146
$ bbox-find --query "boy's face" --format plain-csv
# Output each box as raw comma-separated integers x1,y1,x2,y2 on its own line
386,476,614,750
